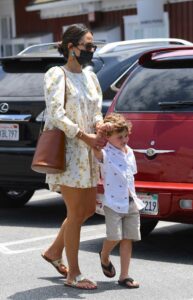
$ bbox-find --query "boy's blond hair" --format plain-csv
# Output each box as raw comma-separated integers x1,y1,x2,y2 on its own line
104,113,132,137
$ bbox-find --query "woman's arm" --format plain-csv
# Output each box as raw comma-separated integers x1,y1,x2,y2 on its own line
76,130,105,149
44,67,79,138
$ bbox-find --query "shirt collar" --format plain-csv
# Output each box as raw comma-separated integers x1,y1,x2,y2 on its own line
106,142,129,156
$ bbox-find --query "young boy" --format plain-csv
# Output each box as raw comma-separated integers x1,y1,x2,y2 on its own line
94,113,145,289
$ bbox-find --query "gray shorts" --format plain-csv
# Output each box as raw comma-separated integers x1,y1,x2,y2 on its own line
103,201,141,241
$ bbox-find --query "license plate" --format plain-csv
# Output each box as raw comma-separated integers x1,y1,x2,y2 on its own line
0,124,19,141
138,193,158,215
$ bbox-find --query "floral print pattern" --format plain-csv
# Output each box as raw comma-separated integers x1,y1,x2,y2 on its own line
44,66,103,191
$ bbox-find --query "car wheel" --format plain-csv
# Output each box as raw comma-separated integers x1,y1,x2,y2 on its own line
140,218,158,238
0,189,34,208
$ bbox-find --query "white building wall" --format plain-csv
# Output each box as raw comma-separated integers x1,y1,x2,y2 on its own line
93,27,121,42
0,0,15,56
101,0,135,11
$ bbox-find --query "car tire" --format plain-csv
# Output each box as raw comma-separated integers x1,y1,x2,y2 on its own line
140,218,158,238
0,189,34,208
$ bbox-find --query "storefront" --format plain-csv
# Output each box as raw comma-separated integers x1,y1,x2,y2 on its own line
1,0,193,56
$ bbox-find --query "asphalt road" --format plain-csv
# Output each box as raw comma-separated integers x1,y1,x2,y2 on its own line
0,189,193,300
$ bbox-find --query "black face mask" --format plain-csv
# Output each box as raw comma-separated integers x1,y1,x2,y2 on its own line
75,50,93,66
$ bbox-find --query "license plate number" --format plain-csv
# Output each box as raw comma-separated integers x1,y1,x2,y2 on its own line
0,124,19,141
138,193,158,215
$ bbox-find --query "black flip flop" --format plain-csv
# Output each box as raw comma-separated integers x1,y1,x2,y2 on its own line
118,277,139,289
99,251,116,278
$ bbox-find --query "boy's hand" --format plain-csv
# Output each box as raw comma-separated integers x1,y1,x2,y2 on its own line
101,122,114,131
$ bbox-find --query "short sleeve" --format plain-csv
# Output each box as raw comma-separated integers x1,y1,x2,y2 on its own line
44,66,79,138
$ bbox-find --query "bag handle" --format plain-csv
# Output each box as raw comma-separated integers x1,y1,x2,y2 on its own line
60,66,67,108
40,66,67,134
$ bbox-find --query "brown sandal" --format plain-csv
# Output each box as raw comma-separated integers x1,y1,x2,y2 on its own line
41,253,68,278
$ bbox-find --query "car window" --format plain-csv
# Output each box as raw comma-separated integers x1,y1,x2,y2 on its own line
0,69,44,97
115,64,193,112
0,60,64,97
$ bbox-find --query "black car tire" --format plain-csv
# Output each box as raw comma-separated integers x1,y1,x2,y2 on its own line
140,218,158,238
0,189,34,208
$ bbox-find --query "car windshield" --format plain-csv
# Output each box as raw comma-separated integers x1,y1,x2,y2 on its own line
115,63,193,112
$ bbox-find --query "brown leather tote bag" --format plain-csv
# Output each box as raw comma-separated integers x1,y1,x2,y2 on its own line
31,67,66,174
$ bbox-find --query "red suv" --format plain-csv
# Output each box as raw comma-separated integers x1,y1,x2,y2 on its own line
97,46,193,237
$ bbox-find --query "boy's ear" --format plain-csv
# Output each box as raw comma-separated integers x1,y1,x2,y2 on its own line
106,135,110,141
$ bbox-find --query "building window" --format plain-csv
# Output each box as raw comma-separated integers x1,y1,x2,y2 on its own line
1,17,12,39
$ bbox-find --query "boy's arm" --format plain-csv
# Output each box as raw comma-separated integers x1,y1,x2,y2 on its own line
93,147,103,162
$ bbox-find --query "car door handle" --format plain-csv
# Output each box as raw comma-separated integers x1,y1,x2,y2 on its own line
0,114,32,122
133,148,175,157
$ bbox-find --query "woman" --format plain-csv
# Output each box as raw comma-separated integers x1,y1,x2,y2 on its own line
41,24,104,290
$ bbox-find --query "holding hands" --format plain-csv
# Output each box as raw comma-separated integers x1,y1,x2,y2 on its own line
77,121,114,150
94,120,114,150
97,122,114,136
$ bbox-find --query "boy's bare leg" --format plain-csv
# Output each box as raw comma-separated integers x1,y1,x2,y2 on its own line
119,239,139,287
101,239,119,264
119,239,132,280
100,239,119,277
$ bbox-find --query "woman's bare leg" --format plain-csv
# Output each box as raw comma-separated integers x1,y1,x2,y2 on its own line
42,215,67,274
43,186,96,278
43,220,66,258
61,185,97,288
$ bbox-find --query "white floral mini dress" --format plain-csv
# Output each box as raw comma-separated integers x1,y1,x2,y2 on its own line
44,66,103,191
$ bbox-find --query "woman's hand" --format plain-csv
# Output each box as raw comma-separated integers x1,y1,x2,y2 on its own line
85,133,106,149
77,131,106,149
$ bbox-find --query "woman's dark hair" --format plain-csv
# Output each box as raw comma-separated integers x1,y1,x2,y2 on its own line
57,24,92,58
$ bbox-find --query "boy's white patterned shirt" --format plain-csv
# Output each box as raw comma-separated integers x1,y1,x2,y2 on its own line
100,142,145,213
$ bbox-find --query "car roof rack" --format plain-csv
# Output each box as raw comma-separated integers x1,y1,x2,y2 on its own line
18,40,106,56
97,38,193,54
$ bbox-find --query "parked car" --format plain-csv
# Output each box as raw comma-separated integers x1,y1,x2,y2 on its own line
96,46,193,237
0,40,192,208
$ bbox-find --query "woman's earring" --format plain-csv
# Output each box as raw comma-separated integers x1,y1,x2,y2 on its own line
71,51,75,57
